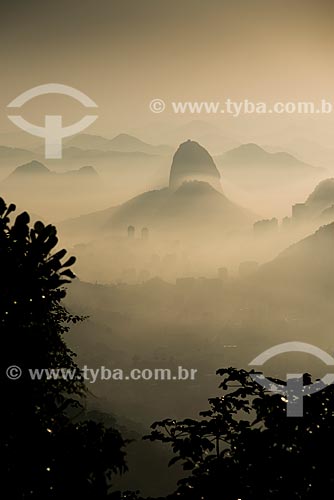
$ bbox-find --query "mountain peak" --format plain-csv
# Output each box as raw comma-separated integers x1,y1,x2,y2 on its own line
77,166,98,176
10,160,50,177
219,143,314,167
112,133,138,141
239,143,265,152
169,140,221,190
110,133,148,148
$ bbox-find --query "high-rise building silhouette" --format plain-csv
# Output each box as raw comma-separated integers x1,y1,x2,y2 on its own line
141,227,149,240
128,225,135,239
253,218,278,236
218,267,228,281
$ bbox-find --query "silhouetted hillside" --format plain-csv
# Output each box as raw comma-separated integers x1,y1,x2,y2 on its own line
319,204,334,224
306,178,334,210
7,160,50,177
106,180,253,234
258,222,334,294
4,161,99,182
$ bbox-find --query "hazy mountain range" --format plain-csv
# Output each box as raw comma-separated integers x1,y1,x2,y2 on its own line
3,160,99,183
0,145,37,166
64,133,172,156
60,140,255,240
216,143,325,189
0,160,103,221
0,135,329,226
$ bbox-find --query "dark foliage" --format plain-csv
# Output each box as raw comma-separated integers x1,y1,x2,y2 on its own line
0,198,127,499
146,367,334,500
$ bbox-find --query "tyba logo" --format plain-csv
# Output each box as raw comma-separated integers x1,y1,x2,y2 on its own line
7,83,98,159
249,342,334,417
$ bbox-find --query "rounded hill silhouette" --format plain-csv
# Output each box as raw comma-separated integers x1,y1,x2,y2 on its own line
169,140,221,190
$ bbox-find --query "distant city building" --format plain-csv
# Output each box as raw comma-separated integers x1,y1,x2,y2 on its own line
151,254,160,265
138,269,150,282
198,277,223,293
239,261,259,278
176,277,196,290
253,218,278,235
121,268,137,283
141,227,149,240
218,267,228,281
292,203,310,223
282,216,291,230
127,225,135,239
162,254,177,267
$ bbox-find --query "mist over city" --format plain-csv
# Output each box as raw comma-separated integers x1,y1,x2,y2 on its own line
2,1,334,499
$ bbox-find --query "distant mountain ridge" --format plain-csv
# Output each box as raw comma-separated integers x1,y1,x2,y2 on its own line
8,160,50,176
0,145,36,159
4,161,99,182
217,143,315,168
0,145,37,165
216,143,325,189
65,133,172,156
61,146,157,161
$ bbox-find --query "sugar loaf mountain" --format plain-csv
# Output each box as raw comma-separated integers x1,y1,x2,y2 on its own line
61,140,255,239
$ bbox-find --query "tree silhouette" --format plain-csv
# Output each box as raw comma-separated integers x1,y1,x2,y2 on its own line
4,196,334,500
0,198,127,499
146,367,334,499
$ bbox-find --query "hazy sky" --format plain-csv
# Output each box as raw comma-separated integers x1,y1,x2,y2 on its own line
1,0,334,146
